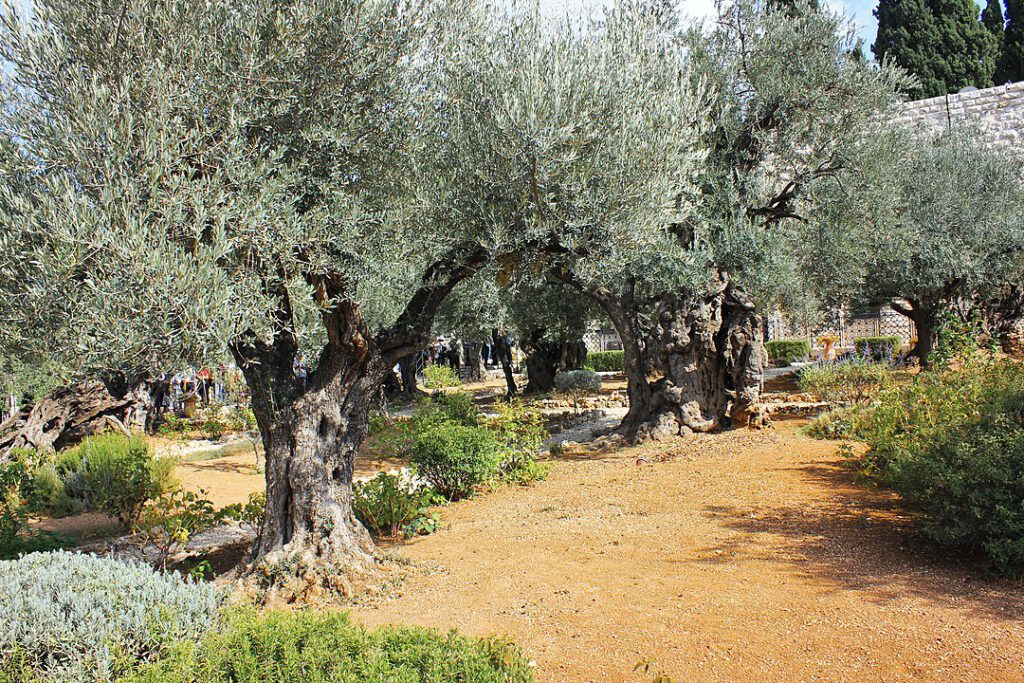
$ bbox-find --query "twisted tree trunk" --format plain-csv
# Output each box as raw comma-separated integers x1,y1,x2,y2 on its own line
573,271,767,442
524,338,588,393
523,339,561,394
240,350,381,599
397,354,424,398
0,375,153,458
231,244,488,599
891,299,938,367
464,341,485,382
619,277,768,441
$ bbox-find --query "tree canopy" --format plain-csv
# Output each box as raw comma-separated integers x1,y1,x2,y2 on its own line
799,127,1024,362
874,0,999,97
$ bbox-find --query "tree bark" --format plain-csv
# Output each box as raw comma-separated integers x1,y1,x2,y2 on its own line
231,243,488,598
245,366,381,599
523,338,588,393
577,272,767,442
645,278,766,436
492,329,518,396
0,375,153,458
397,354,425,398
892,299,937,367
523,340,561,394
464,341,485,381
911,308,939,367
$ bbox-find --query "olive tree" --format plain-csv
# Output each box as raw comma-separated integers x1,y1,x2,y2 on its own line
0,0,511,593
551,0,907,440
0,0,709,589
438,1,713,432
802,127,1024,364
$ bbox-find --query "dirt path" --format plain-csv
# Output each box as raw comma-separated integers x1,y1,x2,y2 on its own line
175,450,405,508
353,421,1024,682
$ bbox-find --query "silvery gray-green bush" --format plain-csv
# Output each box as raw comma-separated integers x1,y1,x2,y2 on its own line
555,370,603,414
0,551,217,681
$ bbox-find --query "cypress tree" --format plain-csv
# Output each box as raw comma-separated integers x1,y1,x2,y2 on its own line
1000,0,1024,82
874,0,944,96
984,0,1008,83
875,0,998,96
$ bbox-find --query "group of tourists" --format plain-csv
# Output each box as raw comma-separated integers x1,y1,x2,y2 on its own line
152,366,243,415
418,332,519,374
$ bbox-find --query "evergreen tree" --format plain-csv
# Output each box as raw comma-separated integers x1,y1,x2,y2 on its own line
983,0,1006,37
875,0,998,97
874,0,943,96
984,0,1008,83
1000,0,1024,82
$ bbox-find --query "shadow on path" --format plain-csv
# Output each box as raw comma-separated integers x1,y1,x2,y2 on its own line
700,456,1024,623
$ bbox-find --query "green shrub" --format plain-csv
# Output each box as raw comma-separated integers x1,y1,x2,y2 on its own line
765,339,811,365
413,391,479,429
369,394,479,462
929,310,998,368
853,336,902,362
27,463,79,517
223,407,257,434
0,550,217,682
422,364,461,389
201,417,226,442
798,360,894,404
587,350,624,372
352,471,440,538
156,415,192,440
124,607,533,683
412,424,501,501
2,448,78,517
489,400,550,485
218,491,266,535
804,405,866,441
62,432,173,526
133,489,220,570
849,360,1024,575
0,462,72,560
554,369,602,414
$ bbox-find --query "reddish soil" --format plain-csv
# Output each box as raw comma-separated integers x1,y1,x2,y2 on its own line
352,421,1024,682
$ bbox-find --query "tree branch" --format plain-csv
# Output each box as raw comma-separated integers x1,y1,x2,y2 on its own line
377,242,490,367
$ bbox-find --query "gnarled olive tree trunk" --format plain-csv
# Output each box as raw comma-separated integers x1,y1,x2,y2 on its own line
890,299,938,367
576,272,767,442
464,341,486,381
239,352,381,597
0,375,153,458
232,246,487,599
396,354,425,399
619,277,767,441
523,339,562,394
524,338,588,393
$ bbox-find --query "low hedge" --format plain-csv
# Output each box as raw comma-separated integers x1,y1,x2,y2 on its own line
765,340,810,365
853,336,902,361
126,608,534,683
587,350,624,372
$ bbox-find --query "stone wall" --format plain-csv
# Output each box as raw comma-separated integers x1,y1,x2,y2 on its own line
891,81,1024,152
